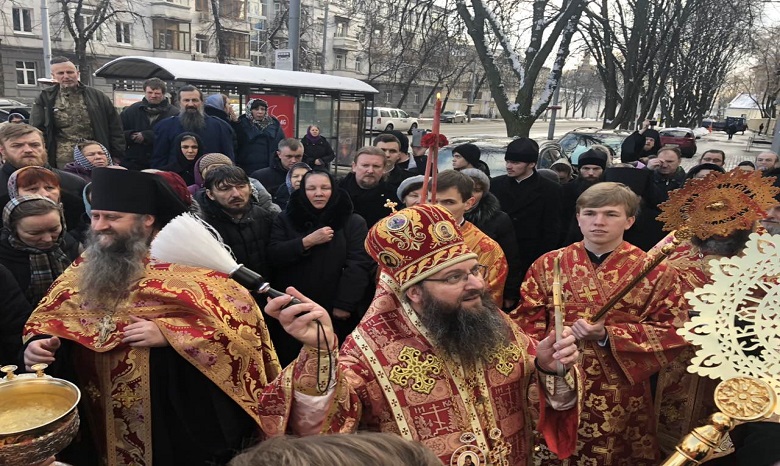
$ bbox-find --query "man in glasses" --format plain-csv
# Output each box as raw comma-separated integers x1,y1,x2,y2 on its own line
514,182,689,466
258,203,582,466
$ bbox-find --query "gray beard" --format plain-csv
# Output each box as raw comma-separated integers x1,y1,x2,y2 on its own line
77,221,149,309
416,287,510,366
179,108,206,132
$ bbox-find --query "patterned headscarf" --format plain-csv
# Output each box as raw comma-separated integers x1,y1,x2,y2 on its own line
7,166,60,199
73,140,113,170
1,195,72,304
246,98,272,130
285,162,312,194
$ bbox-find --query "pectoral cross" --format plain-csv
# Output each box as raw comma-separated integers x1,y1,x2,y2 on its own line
388,346,443,395
384,199,398,213
97,314,116,347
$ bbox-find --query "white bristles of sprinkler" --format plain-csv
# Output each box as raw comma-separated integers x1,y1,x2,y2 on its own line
150,213,240,275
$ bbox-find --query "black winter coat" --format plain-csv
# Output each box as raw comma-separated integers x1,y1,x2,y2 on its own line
199,196,277,280
268,187,374,364
0,264,32,367
490,171,563,280
119,98,179,170
464,192,523,303
0,232,80,304
236,115,285,173
301,136,336,169
251,161,288,200
31,84,125,167
338,172,399,227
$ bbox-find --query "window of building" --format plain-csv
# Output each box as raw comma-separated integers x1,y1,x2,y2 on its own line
413,92,420,104
371,28,382,47
116,22,131,44
220,0,246,19
195,0,209,11
251,54,266,67
225,31,249,59
355,56,362,72
12,8,33,33
80,14,103,41
273,1,281,15
195,34,209,54
335,54,345,70
384,90,392,103
16,61,37,85
335,19,348,38
153,19,191,52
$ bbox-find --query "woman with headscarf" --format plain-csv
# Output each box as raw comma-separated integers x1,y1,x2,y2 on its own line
274,162,311,211
268,170,374,365
301,125,336,170
63,140,114,182
0,196,80,306
160,132,204,185
7,165,86,241
236,98,285,173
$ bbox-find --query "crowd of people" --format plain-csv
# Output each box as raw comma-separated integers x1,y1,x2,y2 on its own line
1,56,779,466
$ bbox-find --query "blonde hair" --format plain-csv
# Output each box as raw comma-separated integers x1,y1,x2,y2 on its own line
0,123,44,145
229,433,441,466
576,182,640,217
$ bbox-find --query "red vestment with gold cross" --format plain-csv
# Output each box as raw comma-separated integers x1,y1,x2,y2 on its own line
460,220,508,306
514,241,689,465
258,277,580,466
24,259,281,466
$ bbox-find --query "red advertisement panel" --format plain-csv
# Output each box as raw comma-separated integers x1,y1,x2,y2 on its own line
248,94,296,138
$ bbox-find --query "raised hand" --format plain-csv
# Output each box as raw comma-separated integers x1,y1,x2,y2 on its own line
264,287,336,350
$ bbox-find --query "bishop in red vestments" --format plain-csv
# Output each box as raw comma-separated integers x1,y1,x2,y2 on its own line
258,204,582,466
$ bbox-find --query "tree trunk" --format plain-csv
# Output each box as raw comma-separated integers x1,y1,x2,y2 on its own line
76,40,91,86
0,40,5,96
211,0,229,63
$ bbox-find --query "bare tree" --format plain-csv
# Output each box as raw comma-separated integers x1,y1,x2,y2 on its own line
455,0,588,136
664,0,757,127
55,0,142,84
734,25,780,120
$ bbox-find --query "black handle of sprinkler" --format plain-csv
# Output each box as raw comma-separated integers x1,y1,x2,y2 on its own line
231,265,303,306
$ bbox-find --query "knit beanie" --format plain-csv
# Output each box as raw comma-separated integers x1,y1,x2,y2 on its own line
505,138,538,163
453,143,481,167
198,153,233,176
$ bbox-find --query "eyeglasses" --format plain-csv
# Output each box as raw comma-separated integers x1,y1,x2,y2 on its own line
423,264,487,285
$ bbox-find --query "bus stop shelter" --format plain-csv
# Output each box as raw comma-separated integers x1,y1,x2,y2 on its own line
95,56,377,169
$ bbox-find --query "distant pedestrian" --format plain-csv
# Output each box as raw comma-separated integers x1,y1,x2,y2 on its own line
726,123,737,140
759,123,765,135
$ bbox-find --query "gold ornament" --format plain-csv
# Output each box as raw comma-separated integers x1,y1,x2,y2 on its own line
681,232,780,414
657,170,779,239
388,346,444,395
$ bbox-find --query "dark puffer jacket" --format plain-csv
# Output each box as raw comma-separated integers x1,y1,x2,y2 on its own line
464,191,523,303
198,194,277,280
235,114,285,174
268,183,374,364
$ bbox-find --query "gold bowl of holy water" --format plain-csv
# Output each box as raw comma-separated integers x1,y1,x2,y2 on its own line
0,364,81,466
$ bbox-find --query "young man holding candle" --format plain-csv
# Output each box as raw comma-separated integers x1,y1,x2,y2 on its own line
513,182,688,466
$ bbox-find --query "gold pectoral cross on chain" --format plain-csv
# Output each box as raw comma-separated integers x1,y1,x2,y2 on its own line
97,314,116,347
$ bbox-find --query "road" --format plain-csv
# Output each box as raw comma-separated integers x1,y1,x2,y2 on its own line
418,118,766,171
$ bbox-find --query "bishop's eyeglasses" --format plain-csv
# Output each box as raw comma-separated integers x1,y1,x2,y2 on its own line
423,264,488,285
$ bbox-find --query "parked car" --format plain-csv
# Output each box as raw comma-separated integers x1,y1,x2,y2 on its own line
365,107,419,134
437,136,566,177
0,98,31,122
440,111,466,123
555,127,630,164
659,128,697,157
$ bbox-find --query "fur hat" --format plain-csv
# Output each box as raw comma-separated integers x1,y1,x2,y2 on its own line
505,138,538,163
365,204,477,291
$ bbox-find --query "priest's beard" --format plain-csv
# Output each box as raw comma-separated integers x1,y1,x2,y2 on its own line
416,287,510,366
179,106,206,132
692,229,751,257
78,218,149,308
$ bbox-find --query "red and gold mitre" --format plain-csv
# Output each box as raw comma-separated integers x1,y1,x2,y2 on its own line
658,170,779,239
365,204,477,291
